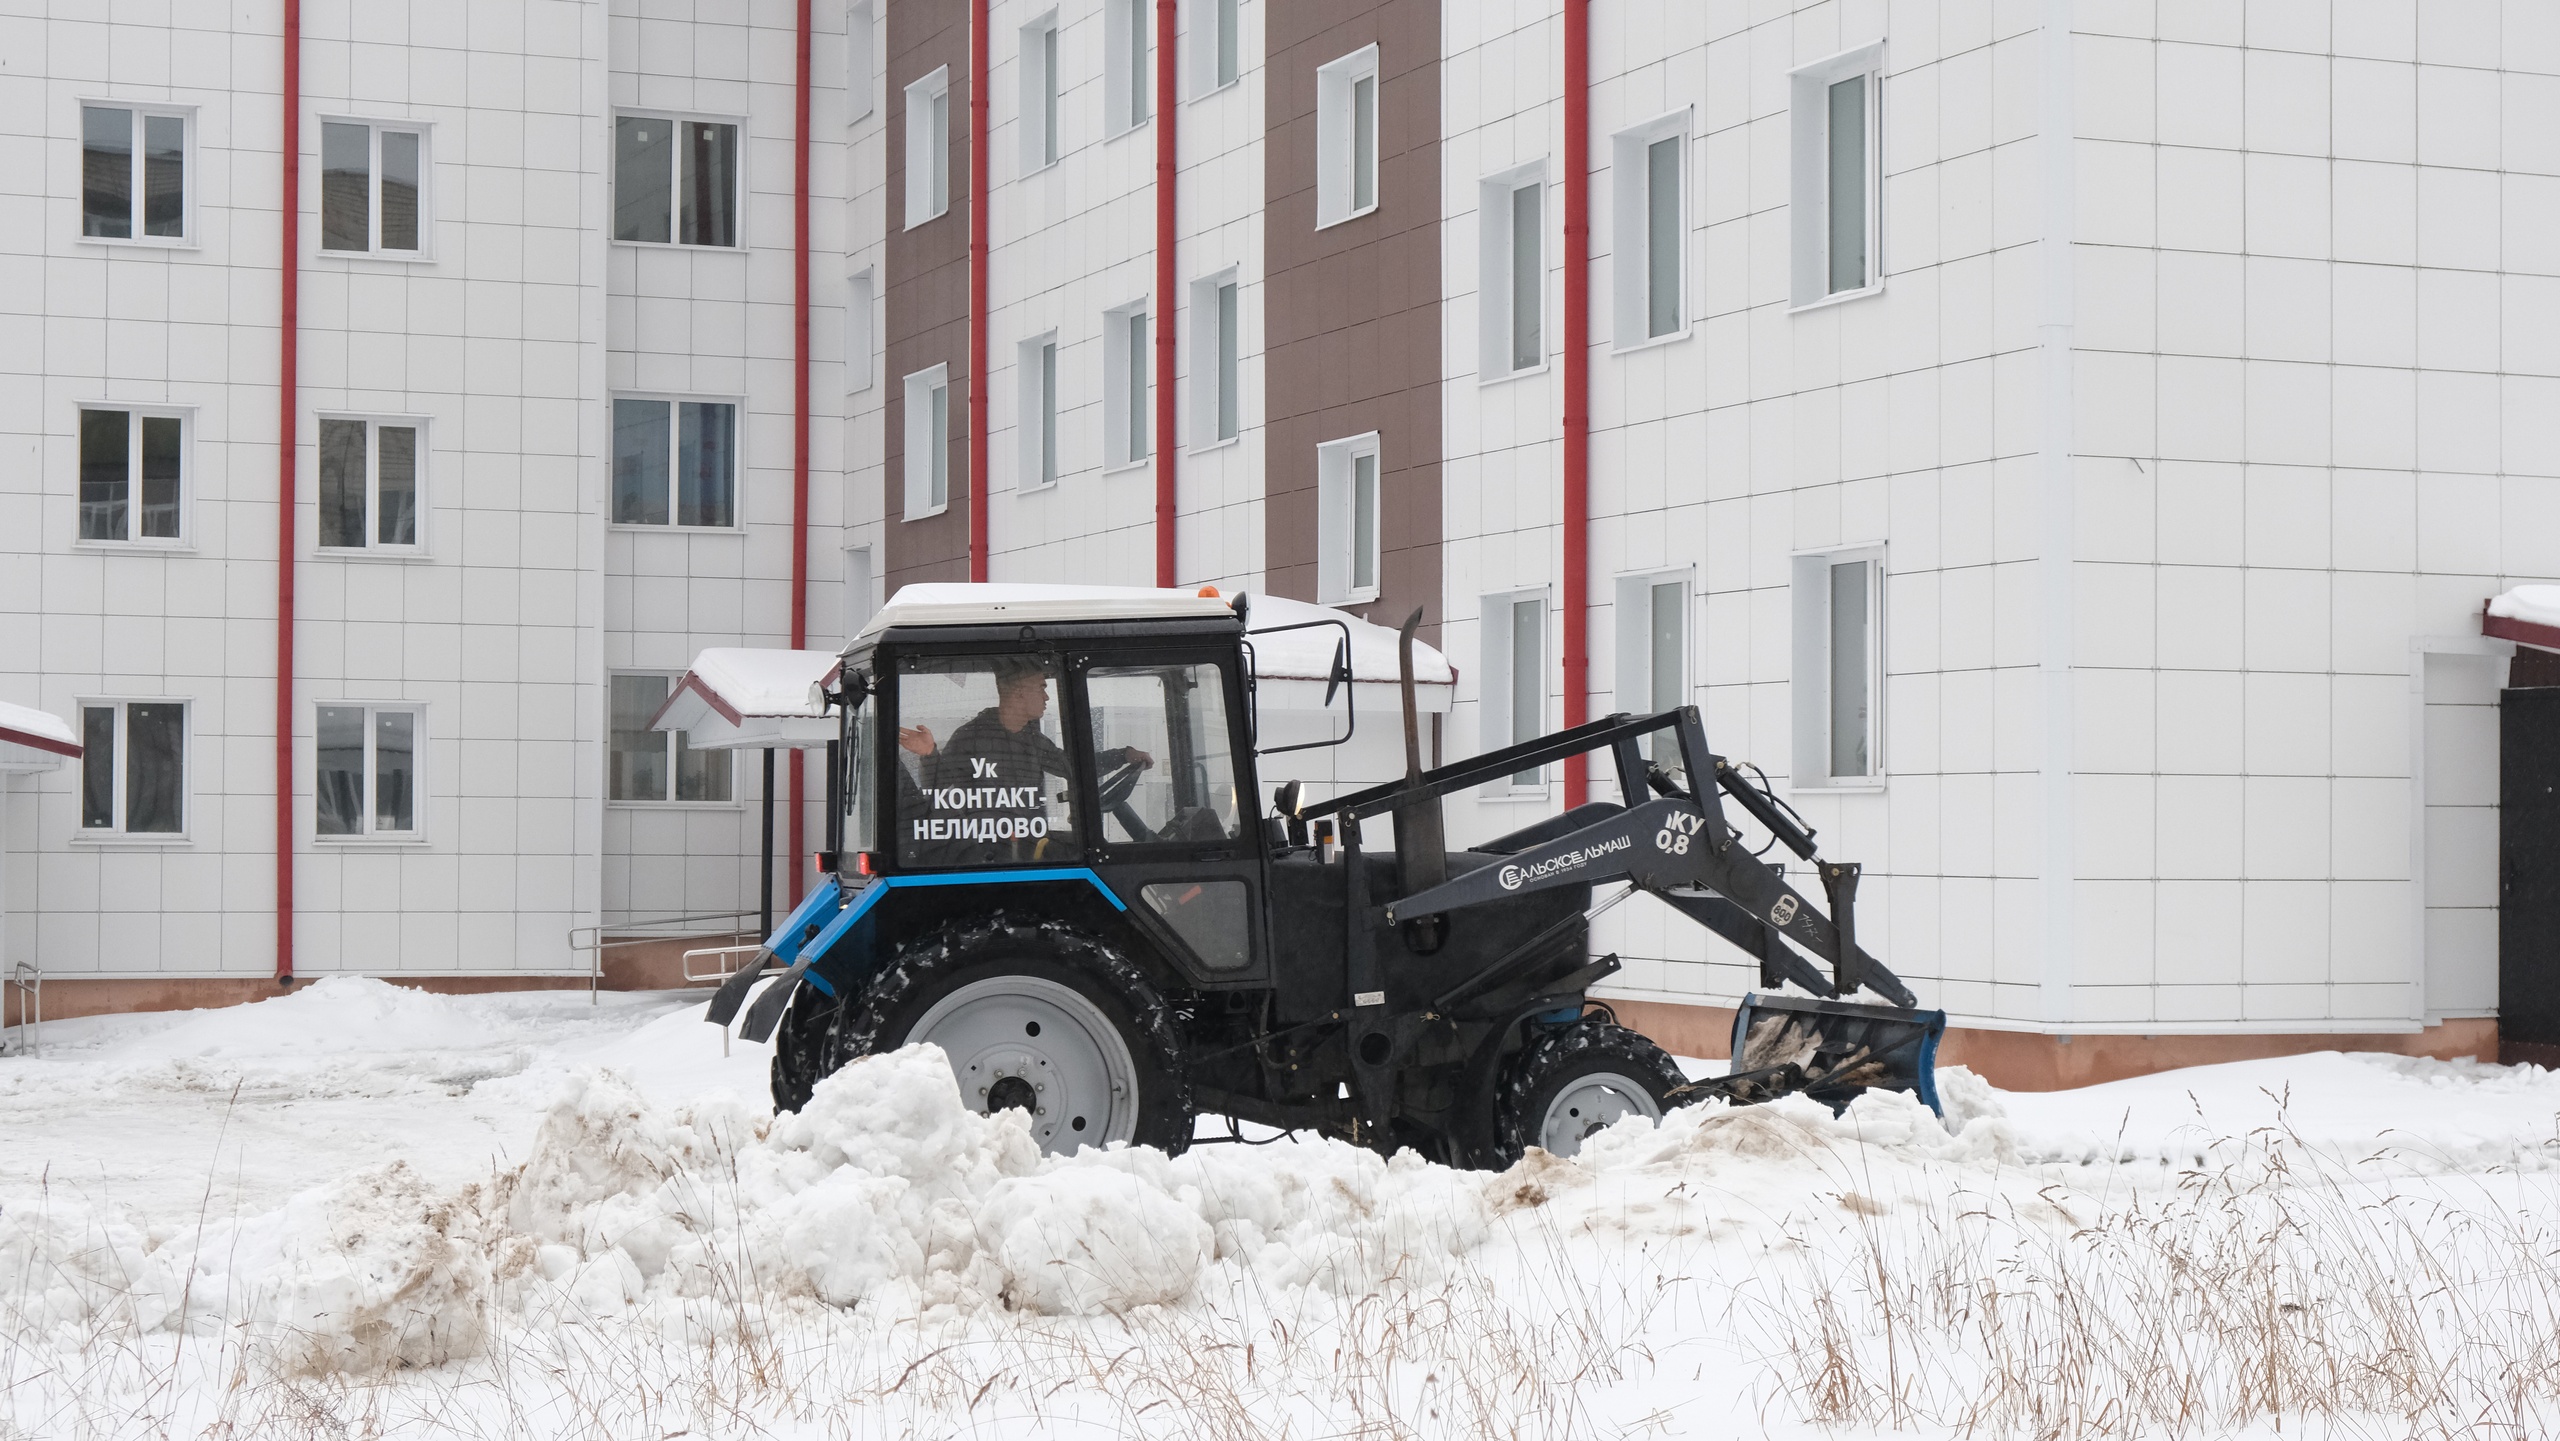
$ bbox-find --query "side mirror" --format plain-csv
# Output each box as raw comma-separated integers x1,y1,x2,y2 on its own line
1323,635,1350,707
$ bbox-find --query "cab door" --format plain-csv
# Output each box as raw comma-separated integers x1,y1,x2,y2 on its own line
1070,649,1269,987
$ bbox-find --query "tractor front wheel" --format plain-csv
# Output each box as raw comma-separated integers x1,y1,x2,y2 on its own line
1496,1018,1687,1163
827,915,1194,1156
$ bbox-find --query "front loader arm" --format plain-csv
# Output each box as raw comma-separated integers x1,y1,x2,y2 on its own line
1384,797,1917,1009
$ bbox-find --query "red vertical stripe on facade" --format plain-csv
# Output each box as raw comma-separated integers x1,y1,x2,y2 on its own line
1560,0,1591,807
967,0,991,581
1153,0,1178,586
789,0,813,903
275,0,301,983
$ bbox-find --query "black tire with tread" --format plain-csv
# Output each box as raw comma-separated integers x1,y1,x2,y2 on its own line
768,980,841,1115
1495,1018,1687,1163
772,913,1195,1154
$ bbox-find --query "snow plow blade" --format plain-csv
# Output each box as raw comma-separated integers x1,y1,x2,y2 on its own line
1672,992,1947,1116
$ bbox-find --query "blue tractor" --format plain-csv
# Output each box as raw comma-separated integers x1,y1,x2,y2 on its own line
711,586,1943,1167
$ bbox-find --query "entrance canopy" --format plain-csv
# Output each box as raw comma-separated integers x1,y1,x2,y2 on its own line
0,700,78,774
647,648,843,751
2485,586,2560,653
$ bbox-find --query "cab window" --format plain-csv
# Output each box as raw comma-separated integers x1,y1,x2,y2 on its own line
1082,660,1243,847
893,655,1082,867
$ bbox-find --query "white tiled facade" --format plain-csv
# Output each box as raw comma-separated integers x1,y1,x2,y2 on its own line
5,0,2551,1047
1442,0,2559,1038
1,0,854,983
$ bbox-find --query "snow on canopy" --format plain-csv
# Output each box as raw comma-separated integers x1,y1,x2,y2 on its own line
648,648,843,751
0,697,79,772
2489,584,2560,632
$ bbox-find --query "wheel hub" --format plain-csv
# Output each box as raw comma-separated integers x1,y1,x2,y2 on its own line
1540,1072,1662,1158
907,974,1137,1154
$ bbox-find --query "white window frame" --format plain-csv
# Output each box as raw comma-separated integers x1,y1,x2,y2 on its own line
1021,11,1063,173
1476,590,1549,797
1018,332,1061,491
903,364,954,518
312,413,430,557
847,1,877,123
1614,568,1692,765
610,110,745,249
610,394,744,531
1478,160,1548,381
1315,45,1381,229
1316,431,1382,605
1106,0,1152,138
905,68,953,228
71,697,191,843
1104,301,1151,472
846,269,876,394
1188,269,1241,453
607,672,737,808
1190,0,1241,99
843,544,876,640
1610,109,1691,351
315,116,432,258
76,100,196,247
1789,43,1885,310
1791,545,1885,790
73,403,193,549
312,701,427,843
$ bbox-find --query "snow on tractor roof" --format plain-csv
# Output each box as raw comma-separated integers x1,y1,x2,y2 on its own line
852,583,1454,705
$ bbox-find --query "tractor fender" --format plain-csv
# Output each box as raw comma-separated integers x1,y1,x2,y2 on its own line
1448,995,1592,1169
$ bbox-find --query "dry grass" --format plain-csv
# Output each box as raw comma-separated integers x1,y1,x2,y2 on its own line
7,1110,2560,1439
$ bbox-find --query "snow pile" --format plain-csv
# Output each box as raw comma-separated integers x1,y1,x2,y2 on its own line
104,976,504,1066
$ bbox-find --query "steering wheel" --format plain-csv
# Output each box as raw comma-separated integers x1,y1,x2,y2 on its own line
1095,757,1157,843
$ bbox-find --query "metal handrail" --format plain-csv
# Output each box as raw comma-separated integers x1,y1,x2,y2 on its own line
567,911,765,1001
681,943,764,984
5,962,36,1058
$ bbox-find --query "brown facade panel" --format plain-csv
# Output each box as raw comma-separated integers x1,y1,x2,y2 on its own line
884,0,974,591
1263,0,1443,645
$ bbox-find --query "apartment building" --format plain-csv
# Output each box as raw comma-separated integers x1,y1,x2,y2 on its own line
5,0,2555,1079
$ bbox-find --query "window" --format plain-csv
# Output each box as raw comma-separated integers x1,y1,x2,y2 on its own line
1018,333,1060,490
77,700,186,837
1791,548,1882,787
1107,0,1150,137
1084,661,1243,848
315,704,422,839
1479,164,1546,379
846,270,876,393
1316,432,1381,604
1105,304,1150,470
1022,12,1061,171
848,1,876,122
1315,46,1381,227
81,104,188,242
609,675,732,803
1611,112,1689,347
1790,44,1883,306
613,114,738,246
76,407,186,545
903,365,953,517
892,654,1081,867
844,545,875,640
1614,572,1689,764
1191,0,1240,97
319,121,425,254
612,397,737,528
1189,272,1240,449
1476,593,1546,792
315,417,423,553
905,69,952,227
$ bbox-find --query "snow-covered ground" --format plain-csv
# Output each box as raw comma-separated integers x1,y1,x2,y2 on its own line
3,979,2557,1439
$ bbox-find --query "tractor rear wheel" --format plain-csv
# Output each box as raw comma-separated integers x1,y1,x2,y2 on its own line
1496,1018,1686,1162
828,915,1194,1156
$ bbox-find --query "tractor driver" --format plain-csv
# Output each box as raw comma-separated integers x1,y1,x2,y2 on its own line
898,658,1150,858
